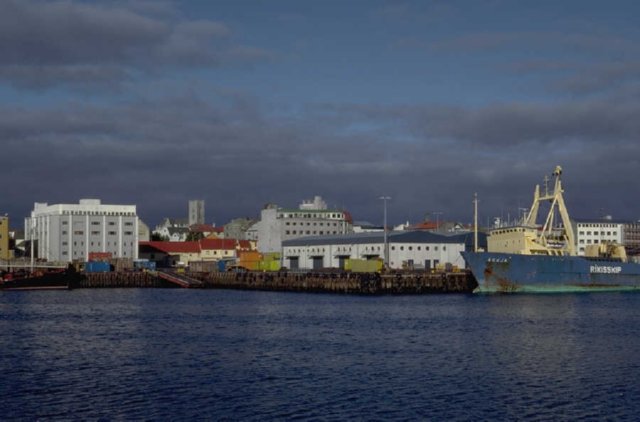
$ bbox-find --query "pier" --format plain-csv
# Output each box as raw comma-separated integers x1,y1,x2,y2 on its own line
193,270,476,294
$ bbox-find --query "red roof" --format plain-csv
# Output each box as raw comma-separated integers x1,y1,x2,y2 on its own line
141,239,253,254
190,224,217,233
141,241,200,254
411,221,439,230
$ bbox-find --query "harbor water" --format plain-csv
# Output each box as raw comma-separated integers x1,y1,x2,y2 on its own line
1,289,640,420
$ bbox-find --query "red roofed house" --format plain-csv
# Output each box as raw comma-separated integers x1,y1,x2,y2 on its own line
139,238,255,267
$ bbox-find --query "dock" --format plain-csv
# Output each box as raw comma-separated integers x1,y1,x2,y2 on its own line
73,269,476,294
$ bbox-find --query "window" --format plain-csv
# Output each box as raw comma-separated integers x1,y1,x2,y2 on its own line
91,231,99,235
125,222,133,226
62,241,68,245
62,231,67,235
391,246,396,251
109,222,115,226
74,231,83,235
92,222,100,226
62,221,68,225
109,231,116,235
408,246,413,251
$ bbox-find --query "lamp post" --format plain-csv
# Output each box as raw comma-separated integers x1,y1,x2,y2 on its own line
433,211,443,233
379,196,391,268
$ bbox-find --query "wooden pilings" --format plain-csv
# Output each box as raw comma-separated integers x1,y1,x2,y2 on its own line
193,270,477,294
75,270,478,293
77,272,170,288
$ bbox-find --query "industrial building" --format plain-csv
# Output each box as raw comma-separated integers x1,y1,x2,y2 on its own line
25,199,139,263
255,195,352,253
282,231,478,271
0,215,9,260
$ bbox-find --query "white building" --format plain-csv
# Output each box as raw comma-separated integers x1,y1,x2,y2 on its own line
282,231,470,271
255,197,352,253
25,199,139,263
572,219,624,256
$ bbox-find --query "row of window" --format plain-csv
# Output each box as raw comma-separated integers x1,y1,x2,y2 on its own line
578,231,617,236
281,213,343,219
62,221,132,226
62,211,135,216
285,230,340,236
63,231,134,236
286,245,446,253
578,223,617,228
285,221,340,227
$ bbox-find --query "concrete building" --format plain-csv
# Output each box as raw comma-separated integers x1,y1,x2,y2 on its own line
0,215,9,261
283,231,475,271
189,200,205,226
224,218,258,240
572,218,624,256
255,196,352,253
25,199,138,263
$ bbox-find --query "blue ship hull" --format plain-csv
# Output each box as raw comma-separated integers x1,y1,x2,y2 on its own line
461,251,640,293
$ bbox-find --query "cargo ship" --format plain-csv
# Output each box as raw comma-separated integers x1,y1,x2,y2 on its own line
462,166,640,293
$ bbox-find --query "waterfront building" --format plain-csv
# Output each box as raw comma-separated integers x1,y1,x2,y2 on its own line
572,218,625,256
624,221,640,256
138,220,151,242
139,238,252,267
189,200,205,226
25,199,138,263
282,231,477,271
254,196,352,253
0,215,9,260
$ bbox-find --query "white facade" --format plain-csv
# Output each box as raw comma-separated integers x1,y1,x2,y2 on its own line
25,199,139,263
573,220,624,256
283,232,467,271
256,197,352,253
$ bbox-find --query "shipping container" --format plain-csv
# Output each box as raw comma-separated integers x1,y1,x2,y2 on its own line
85,261,111,273
345,258,383,273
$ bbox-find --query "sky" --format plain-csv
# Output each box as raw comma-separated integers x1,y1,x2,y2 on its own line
2,0,640,229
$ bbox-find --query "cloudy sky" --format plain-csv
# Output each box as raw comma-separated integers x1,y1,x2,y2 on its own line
2,0,640,228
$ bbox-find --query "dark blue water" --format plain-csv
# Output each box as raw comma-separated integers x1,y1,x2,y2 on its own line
1,289,639,420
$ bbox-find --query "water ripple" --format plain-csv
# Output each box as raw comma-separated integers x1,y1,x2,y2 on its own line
1,290,640,420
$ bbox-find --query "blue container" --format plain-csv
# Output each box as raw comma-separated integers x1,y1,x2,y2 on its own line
85,261,111,273
217,260,227,272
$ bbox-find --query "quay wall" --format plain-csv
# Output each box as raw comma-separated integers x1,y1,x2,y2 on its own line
192,270,477,294
76,270,478,293
77,272,170,288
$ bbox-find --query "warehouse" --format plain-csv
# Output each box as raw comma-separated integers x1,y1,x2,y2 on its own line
282,231,478,271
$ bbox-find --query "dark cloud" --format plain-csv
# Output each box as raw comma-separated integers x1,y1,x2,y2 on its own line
3,92,640,228
0,0,272,90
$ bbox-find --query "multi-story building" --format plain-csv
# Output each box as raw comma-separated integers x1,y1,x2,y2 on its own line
255,196,352,253
0,215,9,260
283,231,475,271
572,218,624,256
25,199,138,263
624,221,640,256
189,200,205,226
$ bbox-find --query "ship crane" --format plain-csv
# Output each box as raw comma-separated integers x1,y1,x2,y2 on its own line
523,166,576,255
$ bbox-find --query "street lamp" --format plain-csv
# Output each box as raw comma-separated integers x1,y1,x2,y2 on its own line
432,211,443,232
379,196,391,268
